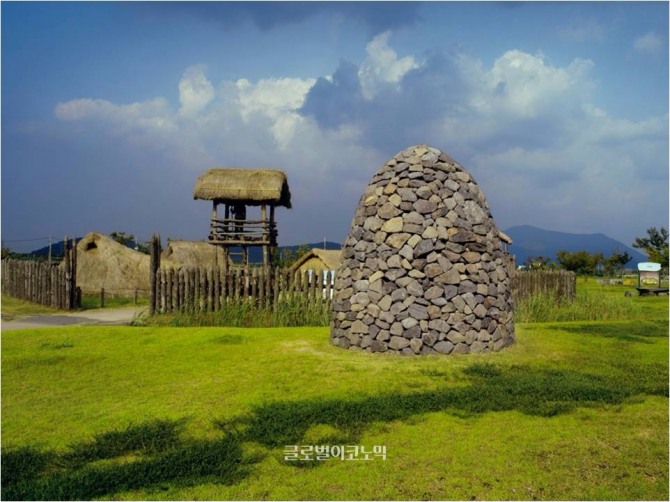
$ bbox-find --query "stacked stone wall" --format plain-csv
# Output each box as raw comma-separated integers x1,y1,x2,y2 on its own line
330,144,514,355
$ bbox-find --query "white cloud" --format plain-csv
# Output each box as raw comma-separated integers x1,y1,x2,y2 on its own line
178,65,215,116
54,97,175,132
52,34,667,246
234,77,316,148
358,31,421,99
460,50,594,118
634,31,662,54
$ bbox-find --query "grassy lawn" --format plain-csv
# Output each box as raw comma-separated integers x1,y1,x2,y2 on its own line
0,295,62,318
1,285,667,500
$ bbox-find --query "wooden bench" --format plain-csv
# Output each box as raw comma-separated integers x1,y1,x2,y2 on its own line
636,287,669,296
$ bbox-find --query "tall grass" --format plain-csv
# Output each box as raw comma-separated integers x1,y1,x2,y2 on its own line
142,294,330,328
515,289,643,323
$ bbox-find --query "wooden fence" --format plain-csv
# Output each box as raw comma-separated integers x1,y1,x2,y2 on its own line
1,237,80,309
150,266,334,314
511,270,576,302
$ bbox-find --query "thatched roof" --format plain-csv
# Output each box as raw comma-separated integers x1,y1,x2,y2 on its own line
290,248,342,272
161,240,229,268
71,232,152,294
193,168,291,208
499,230,513,245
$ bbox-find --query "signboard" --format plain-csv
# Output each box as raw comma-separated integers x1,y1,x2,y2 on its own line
638,262,661,287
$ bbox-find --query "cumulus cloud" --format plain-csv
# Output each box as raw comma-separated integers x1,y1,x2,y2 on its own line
52,33,667,245
634,31,662,54
358,31,421,99
461,50,595,119
178,65,215,116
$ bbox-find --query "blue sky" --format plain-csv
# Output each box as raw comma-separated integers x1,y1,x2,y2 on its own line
2,1,668,253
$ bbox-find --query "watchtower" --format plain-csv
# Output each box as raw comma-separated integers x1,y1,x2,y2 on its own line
193,168,291,268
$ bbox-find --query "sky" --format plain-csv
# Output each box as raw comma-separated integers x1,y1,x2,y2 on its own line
2,1,668,253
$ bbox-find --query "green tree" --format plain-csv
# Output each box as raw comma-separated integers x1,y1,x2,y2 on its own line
556,250,601,275
109,231,135,247
524,255,554,270
632,227,669,268
604,250,632,276
274,244,311,268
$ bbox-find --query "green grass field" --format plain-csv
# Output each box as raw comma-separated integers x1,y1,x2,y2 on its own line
2,282,668,500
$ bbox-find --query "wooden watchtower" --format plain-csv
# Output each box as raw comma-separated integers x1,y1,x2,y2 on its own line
193,168,291,268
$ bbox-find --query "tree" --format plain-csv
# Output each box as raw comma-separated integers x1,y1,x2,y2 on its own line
604,250,632,276
524,255,554,270
109,231,135,247
633,227,669,268
556,250,602,275
274,244,311,268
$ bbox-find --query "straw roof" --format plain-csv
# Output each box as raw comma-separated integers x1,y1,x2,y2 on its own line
498,230,513,245
193,168,291,208
72,232,152,294
160,240,229,268
290,248,342,272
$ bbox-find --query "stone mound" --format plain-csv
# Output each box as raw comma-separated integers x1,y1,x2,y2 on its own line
330,144,515,355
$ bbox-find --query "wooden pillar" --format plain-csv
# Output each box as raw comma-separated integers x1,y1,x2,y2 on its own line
150,234,161,315
212,202,219,268
261,204,268,268
269,205,276,265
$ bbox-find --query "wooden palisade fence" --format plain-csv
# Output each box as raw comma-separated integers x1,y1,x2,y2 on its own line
511,270,576,302
148,236,576,315
1,236,80,309
151,265,334,315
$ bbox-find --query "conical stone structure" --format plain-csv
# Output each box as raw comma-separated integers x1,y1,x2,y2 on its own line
330,144,515,355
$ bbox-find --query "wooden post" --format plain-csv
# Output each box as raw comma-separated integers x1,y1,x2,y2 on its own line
100,288,105,308
270,205,276,265
150,234,161,315
261,204,268,268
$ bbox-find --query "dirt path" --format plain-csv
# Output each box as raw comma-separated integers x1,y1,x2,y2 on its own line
1,306,147,331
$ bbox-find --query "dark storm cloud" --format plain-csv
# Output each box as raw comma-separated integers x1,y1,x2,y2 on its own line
135,2,424,34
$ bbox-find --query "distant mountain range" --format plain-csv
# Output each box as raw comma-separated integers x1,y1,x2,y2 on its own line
504,225,647,266
25,229,647,268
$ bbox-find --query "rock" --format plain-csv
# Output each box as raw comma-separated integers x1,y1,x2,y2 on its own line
434,341,454,354
389,336,410,350
410,338,423,354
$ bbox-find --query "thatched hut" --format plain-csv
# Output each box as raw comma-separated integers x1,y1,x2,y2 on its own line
290,248,342,274
193,168,291,267
160,240,229,268
73,232,152,294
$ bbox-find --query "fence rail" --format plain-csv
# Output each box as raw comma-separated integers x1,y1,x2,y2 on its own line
511,270,576,302
1,237,79,309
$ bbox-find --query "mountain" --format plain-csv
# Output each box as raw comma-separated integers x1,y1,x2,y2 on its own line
505,225,647,267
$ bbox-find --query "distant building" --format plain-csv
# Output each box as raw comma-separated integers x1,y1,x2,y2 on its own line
290,248,341,274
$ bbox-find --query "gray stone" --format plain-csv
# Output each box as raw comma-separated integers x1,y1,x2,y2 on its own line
370,340,388,352
382,217,404,233
407,303,429,320
410,338,423,354
414,199,437,214
378,203,402,220
425,286,444,300
389,336,410,350
434,341,454,354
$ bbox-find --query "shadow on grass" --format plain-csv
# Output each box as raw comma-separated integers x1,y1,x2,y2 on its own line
2,420,249,500
553,320,668,343
215,363,669,451
4,362,668,498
